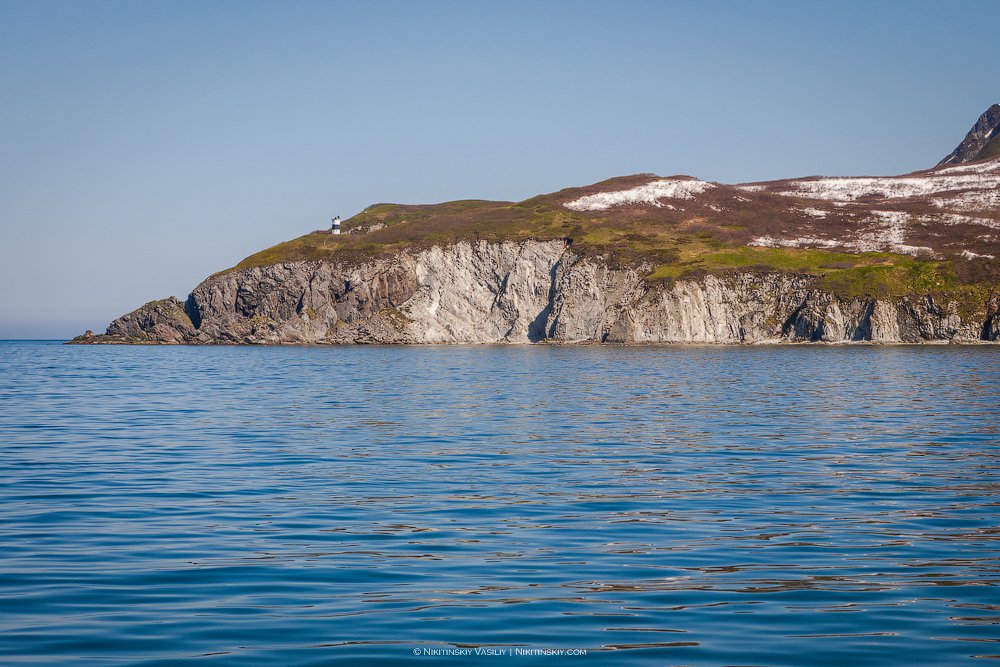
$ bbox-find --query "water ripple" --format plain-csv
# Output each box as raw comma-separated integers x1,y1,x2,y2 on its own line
0,342,999,665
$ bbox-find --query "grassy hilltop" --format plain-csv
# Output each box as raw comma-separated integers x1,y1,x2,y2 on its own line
226,170,999,303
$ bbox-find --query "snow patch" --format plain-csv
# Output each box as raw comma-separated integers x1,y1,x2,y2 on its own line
750,236,840,249
852,211,913,253
563,179,716,211
774,170,1000,205
931,190,1000,211
960,250,995,260
930,213,1000,230
749,210,933,257
934,158,1000,175
801,207,828,218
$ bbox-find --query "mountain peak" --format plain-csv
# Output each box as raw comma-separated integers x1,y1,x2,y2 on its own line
937,103,1000,167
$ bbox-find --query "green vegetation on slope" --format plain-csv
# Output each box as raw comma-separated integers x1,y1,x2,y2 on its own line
648,247,944,294
230,194,691,272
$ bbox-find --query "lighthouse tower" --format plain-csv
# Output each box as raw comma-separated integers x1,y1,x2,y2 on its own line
331,216,341,235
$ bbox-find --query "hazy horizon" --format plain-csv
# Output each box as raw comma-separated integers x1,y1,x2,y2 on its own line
2,0,998,339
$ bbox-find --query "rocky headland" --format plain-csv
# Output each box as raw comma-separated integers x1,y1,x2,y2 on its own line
73,106,1000,345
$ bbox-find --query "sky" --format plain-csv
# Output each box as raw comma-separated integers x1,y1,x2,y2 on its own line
1,0,997,338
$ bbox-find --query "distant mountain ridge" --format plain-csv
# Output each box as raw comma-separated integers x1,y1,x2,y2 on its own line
937,103,1000,166
72,104,1000,345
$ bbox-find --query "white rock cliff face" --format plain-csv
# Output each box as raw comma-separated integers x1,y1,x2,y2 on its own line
98,240,998,345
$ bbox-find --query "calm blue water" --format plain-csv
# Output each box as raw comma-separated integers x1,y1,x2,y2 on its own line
1,341,999,666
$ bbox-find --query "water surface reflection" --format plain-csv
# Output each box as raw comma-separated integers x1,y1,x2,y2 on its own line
0,343,998,665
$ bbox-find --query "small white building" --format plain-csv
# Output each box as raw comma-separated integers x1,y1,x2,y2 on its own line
331,216,341,234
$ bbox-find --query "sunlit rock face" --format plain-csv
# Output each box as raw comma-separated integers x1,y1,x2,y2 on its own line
79,239,996,345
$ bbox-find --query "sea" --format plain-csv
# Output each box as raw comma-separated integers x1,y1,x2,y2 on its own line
1,340,999,666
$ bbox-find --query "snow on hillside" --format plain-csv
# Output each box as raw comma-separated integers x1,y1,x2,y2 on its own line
750,236,840,250
936,159,1000,175
801,207,828,218
564,179,715,211
930,190,1000,211
769,159,1000,210
751,210,934,257
935,213,1000,230
961,249,996,260
555,155,998,260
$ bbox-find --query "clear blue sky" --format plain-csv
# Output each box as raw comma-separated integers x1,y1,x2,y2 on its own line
1,0,997,338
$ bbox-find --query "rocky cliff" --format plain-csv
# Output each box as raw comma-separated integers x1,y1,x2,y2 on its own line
76,239,999,345
938,104,1000,166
